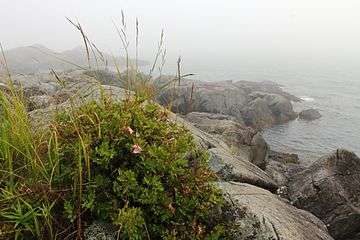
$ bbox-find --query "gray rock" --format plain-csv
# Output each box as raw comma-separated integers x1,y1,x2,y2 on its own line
0,82,9,92
157,77,297,128
288,149,360,240
184,112,269,169
184,112,240,134
171,114,278,191
243,93,297,128
265,161,291,187
250,132,269,170
219,182,334,240
265,151,303,195
242,97,275,127
263,94,297,123
268,150,299,165
27,95,54,110
169,113,230,151
298,109,322,120
234,80,302,102
84,222,117,240
159,84,248,124
265,160,305,194
209,148,278,192
29,82,130,129
11,74,60,94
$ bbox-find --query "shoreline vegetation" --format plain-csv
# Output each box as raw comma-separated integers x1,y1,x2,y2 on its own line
0,17,228,239
0,16,359,240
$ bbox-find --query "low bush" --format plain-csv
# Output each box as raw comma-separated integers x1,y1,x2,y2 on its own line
0,94,225,239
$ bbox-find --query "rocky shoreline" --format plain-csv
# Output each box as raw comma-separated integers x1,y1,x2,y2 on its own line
1,70,358,239
157,76,301,129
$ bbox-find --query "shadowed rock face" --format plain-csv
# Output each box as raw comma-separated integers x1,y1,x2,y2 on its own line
265,151,302,187
268,150,300,165
242,92,298,127
288,149,360,240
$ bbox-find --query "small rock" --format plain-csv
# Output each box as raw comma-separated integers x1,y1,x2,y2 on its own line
84,222,117,240
28,95,54,111
298,109,321,120
268,150,299,164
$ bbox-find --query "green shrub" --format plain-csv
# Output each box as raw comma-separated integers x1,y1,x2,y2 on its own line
0,74,225,239
45,96,223,239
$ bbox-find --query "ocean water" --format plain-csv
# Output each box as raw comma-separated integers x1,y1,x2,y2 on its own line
175,61,360,165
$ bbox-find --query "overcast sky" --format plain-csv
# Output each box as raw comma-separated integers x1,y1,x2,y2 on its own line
1,0,360,65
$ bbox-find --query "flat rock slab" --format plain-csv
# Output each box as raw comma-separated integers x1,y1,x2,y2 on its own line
220,182,334,240
210,148,278,192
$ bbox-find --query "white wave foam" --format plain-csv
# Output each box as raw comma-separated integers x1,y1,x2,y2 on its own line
300,96,315,102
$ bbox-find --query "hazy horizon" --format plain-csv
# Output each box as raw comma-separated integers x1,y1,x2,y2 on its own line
2,0,360,68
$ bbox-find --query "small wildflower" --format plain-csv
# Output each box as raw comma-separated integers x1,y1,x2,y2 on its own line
123,126,134,135
197,225,204,235
168,203,176,214
19,184,32,194
181,185,192,195
132,144,142,154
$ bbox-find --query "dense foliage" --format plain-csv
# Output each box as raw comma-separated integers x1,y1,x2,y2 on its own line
0,95,224,239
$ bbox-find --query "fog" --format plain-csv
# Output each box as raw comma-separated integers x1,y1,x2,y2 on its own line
1,0,360,67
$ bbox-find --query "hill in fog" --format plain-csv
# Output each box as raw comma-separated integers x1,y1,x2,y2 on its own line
1,44,148,74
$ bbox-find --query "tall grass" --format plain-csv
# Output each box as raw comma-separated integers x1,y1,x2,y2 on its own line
0,44,44,180
0,43,53,240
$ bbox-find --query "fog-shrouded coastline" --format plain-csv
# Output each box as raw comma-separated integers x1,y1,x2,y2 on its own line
3,44,358,164
2,43,360,239
2,44,358,165
164,58,360,165
2,1,360,238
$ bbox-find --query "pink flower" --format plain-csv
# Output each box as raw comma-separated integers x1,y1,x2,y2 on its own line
124,127,134,135
132,144,142,154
